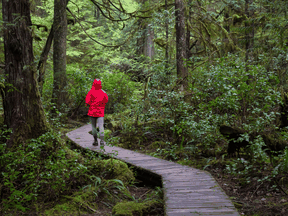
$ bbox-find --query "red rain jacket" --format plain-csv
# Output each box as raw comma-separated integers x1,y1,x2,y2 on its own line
85,79,108,117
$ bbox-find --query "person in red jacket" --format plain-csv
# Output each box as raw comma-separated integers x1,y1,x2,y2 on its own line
85,79,108,146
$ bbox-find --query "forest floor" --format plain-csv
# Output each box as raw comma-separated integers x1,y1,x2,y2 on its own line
2,109,287,215
0,112,164,216
48,115,165,216
107,118,288,216
65,116,164,216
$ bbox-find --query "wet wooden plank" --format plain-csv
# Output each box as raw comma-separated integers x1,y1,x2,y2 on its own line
164,189,228,196
155,168,195,175
165,196,234,204
167,206,237,212
167,209,239,216
66,124,240,216
162,174,212,180
163,182,218,188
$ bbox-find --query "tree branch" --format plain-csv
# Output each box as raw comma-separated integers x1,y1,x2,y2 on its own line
66,7,133,48
189,40,198,50
90,0,131,21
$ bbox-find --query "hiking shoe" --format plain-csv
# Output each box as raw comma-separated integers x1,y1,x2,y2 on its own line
93,135,98,146
100,136,105,146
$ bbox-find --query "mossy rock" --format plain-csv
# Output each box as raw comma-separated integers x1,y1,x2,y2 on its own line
233,201,243,209
149,141,166,149
112,199,160,216
90,158,135,185
44,187,98,215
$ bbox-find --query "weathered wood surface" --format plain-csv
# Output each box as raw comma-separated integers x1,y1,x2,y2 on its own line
66,123,240,216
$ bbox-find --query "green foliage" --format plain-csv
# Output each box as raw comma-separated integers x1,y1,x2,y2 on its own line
0,123,137,214
0,129,87,212
100,71,142,113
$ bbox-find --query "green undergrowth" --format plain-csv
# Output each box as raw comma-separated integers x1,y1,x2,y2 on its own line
0,106,163,215
102,54,288,215
112,199,162,216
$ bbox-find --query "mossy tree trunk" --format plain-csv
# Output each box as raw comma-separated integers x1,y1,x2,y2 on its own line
136,20,155,59
51,0,68,114
175,0,187,92
164,0,171,86
37,24,54,96
37,0,69,97
2,0,51,149
136,0,155,60
245,0,254,71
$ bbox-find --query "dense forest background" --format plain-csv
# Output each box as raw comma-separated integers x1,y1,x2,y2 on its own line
0,0,288,215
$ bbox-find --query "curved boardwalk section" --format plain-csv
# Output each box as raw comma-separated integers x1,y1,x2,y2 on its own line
66,123,240,216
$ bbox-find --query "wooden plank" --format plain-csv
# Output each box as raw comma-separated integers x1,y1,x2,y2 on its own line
163,182,218,188
162,175,212,181
165,197,233,203
166,202,237,209
164,190,228,197
165,198,234,206
140,164,183,171
163,185,221,191
155,168,194,175
166,209,239,216
65,125,240,216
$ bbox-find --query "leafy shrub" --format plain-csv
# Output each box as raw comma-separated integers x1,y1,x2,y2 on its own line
100,71,142,113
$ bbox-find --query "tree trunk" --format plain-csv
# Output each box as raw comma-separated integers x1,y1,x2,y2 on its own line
135,0,155,59
165,0,169,63
143,25,155,59
164,0,171,85
37,0,69,97
52,0,68,113
245,0,254,71
37,24,54,96
175,0,187,92
2,0,51,149
136,20,155,59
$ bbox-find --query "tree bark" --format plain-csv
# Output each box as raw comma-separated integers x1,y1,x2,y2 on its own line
144,25,155,59
51,0,68,113
186,0,192,60
136,20,155,59
37,0,69,97
165,0,169,62
245,0,254,71
2,0,51,149
135,0,155,59
175,0,187,92
164,0,171,85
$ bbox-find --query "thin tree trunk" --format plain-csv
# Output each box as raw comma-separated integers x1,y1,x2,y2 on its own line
2,0,50,149
164,0,170,85
144,25,155,59
37,24,54,96
245,0,254,72
37,0,69,97
136,0,155,59
52,0,68,113
186,0,192,60
175,0,187,92
165,0,169,63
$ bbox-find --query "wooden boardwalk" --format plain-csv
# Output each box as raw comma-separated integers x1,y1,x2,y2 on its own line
66,123,240,216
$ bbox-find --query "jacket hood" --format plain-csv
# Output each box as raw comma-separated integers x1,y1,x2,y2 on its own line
92,79,102,90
